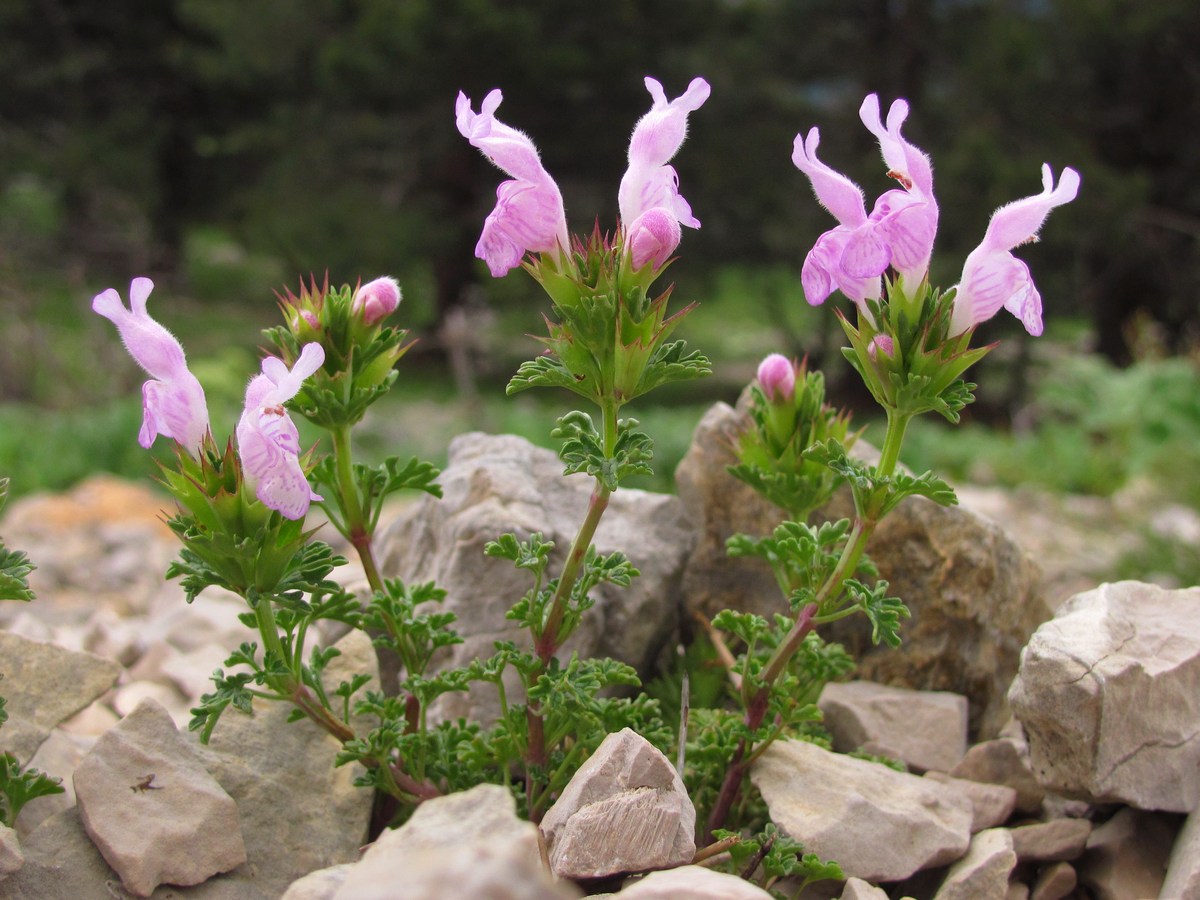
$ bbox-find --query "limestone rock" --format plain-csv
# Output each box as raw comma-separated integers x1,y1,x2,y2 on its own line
73,698,246,896
1009,818,1092,863
1009,581,1200,811
616,865,774,898
840,877,889,899
1075,807,1174,900
1030,861,1077,900
819,680,969,773
377,432,694,722
932,828,1016,900
333,783,567,899
1162,806,1200,900
676,401,1048,739
0,631,121,761
923,771,1018,832
949,738,1044,814
540,728,695,880
751,738,972,882
15,727,94,838
280,864,352,900
0,823,22,879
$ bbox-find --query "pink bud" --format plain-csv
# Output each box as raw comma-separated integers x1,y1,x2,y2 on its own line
867,334,894,360
351,277,401,326
757,353,796,403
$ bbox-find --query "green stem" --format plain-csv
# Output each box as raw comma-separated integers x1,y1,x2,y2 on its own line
877,408,912,478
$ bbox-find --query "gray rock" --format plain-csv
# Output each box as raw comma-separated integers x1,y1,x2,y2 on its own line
15,728,94,838
1031,861,1077,900
615,865,775,898
949,738,1044,814
923,771,1018,833
377,432,694,723
676,401,1048,740
1009,818,1092,863
1162,806,1200,900
0,631,121,762
73,698,246,896
819,680,969,773
540,728,695,880
751,738,973,882
0,823,22,879
1076,807,1174,900
932,828,1016,900
1009,581,1200,811
332,783,567,899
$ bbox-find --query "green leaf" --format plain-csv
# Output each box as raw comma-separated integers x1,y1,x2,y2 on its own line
844,578,911,647
1,752,65,827
0,544,36,602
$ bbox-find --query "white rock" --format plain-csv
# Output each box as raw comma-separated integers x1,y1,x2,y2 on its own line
932,828,1016,899
0,631,121,761
751,739,973,882
73,698,246,896
0,823,22,879
840,877,889,899
819,680,969,773
281,863,353,900
616,865,774,898
1010,581,1200,811
540,728,695,880
111,680,189,726
924,771,1018,832
15,728,94,838
56,700,120,737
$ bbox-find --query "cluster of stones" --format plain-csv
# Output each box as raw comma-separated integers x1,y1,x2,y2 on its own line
2,401,1200,897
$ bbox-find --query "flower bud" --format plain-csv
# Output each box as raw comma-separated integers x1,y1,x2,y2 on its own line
867,334,895,360
757,353,796,403
351,276,401,326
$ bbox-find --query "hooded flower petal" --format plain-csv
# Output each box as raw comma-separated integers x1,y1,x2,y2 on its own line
757,353,796,403
618,76,711,248
92,277,209,454
791,128,869,229
456,90,569,276
949,165,1080,336
236,343,326,520
625,207,683,270
801,227,884,307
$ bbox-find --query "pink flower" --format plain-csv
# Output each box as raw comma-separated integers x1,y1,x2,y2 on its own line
352,276,401,326
867,334,895,360
618,77,711,268
792,95,936,306
236,343,326,520
456,90,569,276
757,353,796,403
949,165,1081,337
92,277,209,455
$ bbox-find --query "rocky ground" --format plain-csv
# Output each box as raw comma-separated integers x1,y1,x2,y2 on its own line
2,402,1199,898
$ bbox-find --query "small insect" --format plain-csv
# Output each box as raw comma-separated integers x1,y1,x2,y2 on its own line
131,774,162,793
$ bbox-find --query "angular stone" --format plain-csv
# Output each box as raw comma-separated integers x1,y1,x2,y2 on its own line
73,698,246,896
1075,807,1173,900
616,865,774,898
15,728,94,838
1162,806,1200,900
1030,862,1077,900
949,738,1044,814
377,432,694,723
840,877,889,899
541,728,695,880
924,771,1018,833
0,631,121,761
819,680,969,773
932,828,1017,900
751,739,972,882
1009,581,1200,811
1009,818,1092,863
676,402,1048,739
1006,884,1029,900
0,823,22,879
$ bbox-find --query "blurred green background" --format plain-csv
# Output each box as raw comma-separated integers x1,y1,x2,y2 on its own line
1,1,1198,582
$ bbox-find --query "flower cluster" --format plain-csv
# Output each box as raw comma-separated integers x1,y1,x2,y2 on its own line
93,279,326,520
456,76,710,276
792,94,1079,337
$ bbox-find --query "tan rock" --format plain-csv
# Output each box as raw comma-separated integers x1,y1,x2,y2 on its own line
924,771,1018,832
820,680,969,773
1162,805,1200,900
751,739,972,882
932,828,1016,899
840,877,890,899
1009,817,1092,863
1076,807,1173,900
616,865,774,898
949,738,1044,814
541,728,695,880
0,823,22,879
1010,581,1200,811
1031,861,1077,900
